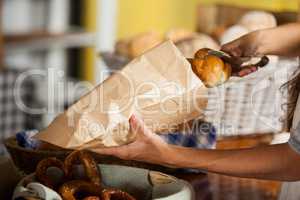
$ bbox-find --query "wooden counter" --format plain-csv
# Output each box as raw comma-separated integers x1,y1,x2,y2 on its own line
176,172,281,200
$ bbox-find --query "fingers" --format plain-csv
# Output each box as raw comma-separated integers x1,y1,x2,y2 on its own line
93,115,146,156
221,40,242,57
233,66,258,77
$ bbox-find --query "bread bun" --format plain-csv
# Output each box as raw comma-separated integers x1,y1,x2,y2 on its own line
128,31,163,58
115,32,163,59
176,33,220,58
238,11,277,32
194,48,210,59
211,26,227,41
115,39,131,57
190,49,232,88
220,25,249,44
165,28,196,43
220,12,277,45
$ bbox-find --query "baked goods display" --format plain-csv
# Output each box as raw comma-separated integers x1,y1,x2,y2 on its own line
114,29,219,59
220,11,277,44
35,150,136,200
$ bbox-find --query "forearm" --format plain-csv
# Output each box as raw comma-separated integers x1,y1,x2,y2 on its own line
258,23,300,56
165,143,300,181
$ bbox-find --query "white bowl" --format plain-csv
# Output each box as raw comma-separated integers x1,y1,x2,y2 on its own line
14,164,195,200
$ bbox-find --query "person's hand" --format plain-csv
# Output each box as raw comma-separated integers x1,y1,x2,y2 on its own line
221,30,265,77
93,114,174,166
221,30,265,57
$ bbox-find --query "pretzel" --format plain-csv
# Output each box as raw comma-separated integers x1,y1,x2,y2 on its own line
82,197,101,200
59,180,102,200
101,189,136,200
35,151,136,200
35,157,66,189
64,151,101,186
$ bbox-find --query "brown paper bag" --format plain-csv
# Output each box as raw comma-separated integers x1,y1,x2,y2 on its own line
35,41,208,149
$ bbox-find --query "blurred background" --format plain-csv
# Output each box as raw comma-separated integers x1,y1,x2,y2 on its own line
2,0,299,139
1,0,300,199
1,0,299,128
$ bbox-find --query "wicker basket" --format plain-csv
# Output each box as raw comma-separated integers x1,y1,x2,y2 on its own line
4,137,177,174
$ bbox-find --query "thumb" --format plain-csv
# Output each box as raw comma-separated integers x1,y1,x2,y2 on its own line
129,114,150,136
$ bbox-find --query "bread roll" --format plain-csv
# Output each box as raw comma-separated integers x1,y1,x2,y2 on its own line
115,32,163,59
128,31,163,58
165,28,196,43
238,11,277,32
194,48,210,59
220,11,277,45
115,39,131,57
176,33,220,58
211,26,227,41
190,49,232,88
220,25,249,44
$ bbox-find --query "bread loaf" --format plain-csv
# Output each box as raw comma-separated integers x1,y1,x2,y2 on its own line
190,49,232,88
165,28,196,43
115,32,163,59
239,11,277,32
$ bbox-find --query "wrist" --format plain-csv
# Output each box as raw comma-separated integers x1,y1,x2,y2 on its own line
162,145,197,168
161,145,180,167
161,145,210,170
